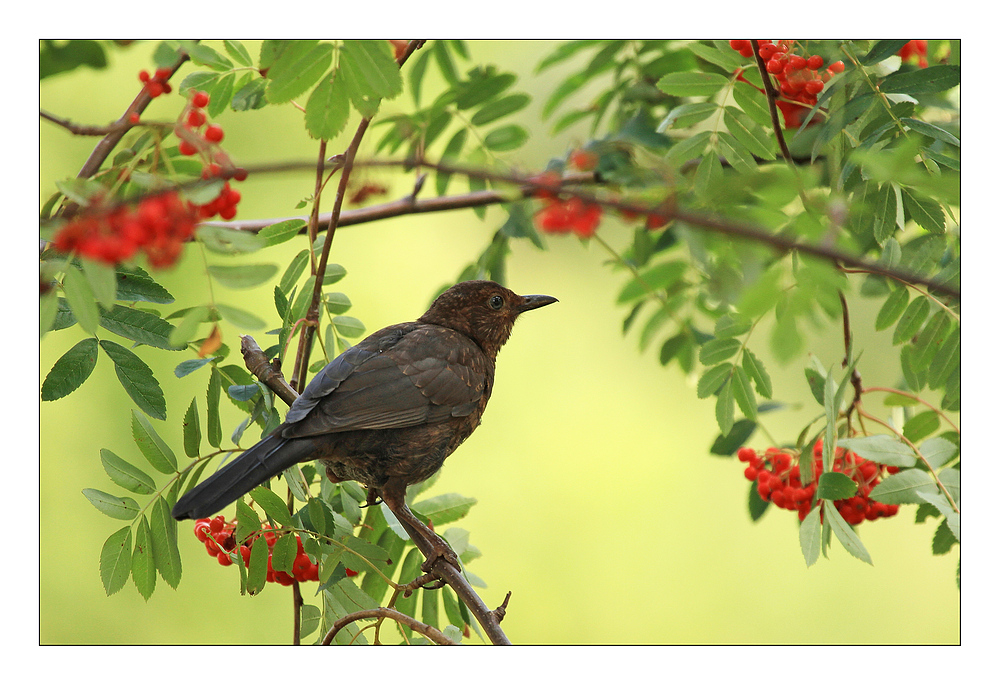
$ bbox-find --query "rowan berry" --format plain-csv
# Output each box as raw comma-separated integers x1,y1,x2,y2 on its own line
766,59,784,74
204,124,224,143
191,90,210,108
187,109,206,127
805,79,824,95
806,55,824,69
179,140,198,156
829,61,845,73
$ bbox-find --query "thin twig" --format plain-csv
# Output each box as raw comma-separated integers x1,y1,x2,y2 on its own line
321,608,457,646
40,109,130,136
750,39,792,162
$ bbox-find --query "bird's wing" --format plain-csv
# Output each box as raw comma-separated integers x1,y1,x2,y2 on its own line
281,324,488,438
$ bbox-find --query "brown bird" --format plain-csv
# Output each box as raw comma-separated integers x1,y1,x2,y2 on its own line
172,280,557,569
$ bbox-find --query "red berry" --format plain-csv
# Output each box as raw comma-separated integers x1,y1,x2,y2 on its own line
191,91,210,108
204,125,224,143
187,109,206,127
233,167,248,182
829,61,845,74
737,447,756,463
805,79,824,95
788,55,806,70
729,40,749,52
145,81,164,98
139,70,150,83
217,551,233,566
178,140,198,156
806,55,824,69
766,59,784,74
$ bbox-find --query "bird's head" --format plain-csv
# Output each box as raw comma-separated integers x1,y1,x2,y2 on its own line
418,280,558,357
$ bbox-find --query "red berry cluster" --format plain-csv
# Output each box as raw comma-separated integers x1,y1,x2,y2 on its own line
729,40,845,129
177,91,244,220
194,515,320,585
53,191,197,268
737,441,900,525
139,68,174,99
531,171,603,238
897,40,929,68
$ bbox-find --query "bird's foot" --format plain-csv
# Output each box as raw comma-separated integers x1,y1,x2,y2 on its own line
420,538,461,574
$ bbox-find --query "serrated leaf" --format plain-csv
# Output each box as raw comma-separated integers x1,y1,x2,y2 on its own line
100,305,183,351
259,219,306,247
920,436,958,470
232,77,268,111
344,535,391,569
799,505,822,567
483,124,528,151
323,263,347,285
100,527,133,596
665,130,712,166
182,397,201,458
190,44,233,71
741,349,772,399
223,39,253,66
101,448,156,495
265,40,334,104
412,493,477,526
880,65,960,95
839,434,917,467
41,337,99,401
870,468,936,504
471,93,531,126
657,71,729,97
816,472,858,500
100,340,166,420
169,305,209,348
305,69,351,140
132,514,156,600
893,296,930,345
271,531,297,574
875,286,909,331
698,363,732,399
871,182,898,245
710,419,756,456
826,505,873,565
114,266,174,304
62,266,99,334
724,106,774,160
804,367,826,406
81,258,117,308
659,102,719,131
250,486,293,528
902,410,940,444
715,378,735,436
927,327,960,390
731,365,757,420
83,488,139,520
732,80,771,127
332,315,365,338
131,409,177,474
247,530,269,594
700,337,742,365
280,250,310,295
208,264,278,289
196,224,267,255
340,39,403,102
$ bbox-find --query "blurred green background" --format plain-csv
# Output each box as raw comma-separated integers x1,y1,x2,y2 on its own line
39,40,958,644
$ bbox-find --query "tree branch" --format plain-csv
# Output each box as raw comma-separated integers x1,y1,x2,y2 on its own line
321,607,458,646
750,39,792,162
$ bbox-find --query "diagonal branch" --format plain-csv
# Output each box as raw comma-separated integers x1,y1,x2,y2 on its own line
321,607,458,646
750,39,792,162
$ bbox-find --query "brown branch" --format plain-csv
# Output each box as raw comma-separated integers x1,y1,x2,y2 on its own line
40,109,130,136
750,39,792,162
240,335,298,406
839,291,863,431
321,607,457,646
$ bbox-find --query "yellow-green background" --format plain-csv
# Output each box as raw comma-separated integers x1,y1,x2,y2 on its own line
40,40,958,644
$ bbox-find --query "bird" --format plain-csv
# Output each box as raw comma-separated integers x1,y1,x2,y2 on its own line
172,280,557,570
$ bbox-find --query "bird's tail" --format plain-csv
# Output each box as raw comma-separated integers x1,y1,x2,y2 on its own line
172,433,313,521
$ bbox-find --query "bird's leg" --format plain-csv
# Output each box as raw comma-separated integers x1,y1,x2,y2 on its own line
379,478,461,574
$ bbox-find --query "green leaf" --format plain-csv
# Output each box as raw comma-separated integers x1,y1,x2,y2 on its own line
927,327,960,390
265,40,334,104
839,434,917,468
132,514,156,600
182,397,201,458
920,436,958,470
826,505,873,565
665,130,712,166
871,182,898,245
874,286,909,331
741,349,772,399
715,130,758,175
816,472,857,500
435,128,467,196
63,266,99,334
699,337,742,365
100,305,183,351
259,219,306,247
247,530,269,594
879,65,960,95
208,264,278,289
412,493,477,526
715,378,735,436
235,498,262,545
483,124,528,151
864,40,911,65
41,337,99,401
344,535,391,568
169,305,209,348
99,340,166,420
471,93,531,126
270,531,297,574
81,258,117,309
697,363,732,399
190,44,233,71
723,106,774,160
305,69,351,140
617,260,687,304
332,315,365,338
196,224,267,254
688,41,745,71
731,365,757,420
869,468,936,504
100,527,133,596
799,505,822,567
902,411,940,444
131,409,177,474
693,153,724,198
216,303,266,330
892,296,930,345
231,77,268,111
900,118,960,148
339,39,403,103
731,80,771,127
280,250,310,295
659,102,719,131
223,39,253,66
804,367,826,406
901,188,946,233
83,488,139,520
101,448,156,495
323,263,347,285
656,71,729,97
114,266,174,304
250,486,293,528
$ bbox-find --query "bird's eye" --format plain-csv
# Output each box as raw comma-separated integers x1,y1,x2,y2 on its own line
488,295,504,310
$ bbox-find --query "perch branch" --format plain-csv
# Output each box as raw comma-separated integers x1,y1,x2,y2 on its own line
321,607,458,646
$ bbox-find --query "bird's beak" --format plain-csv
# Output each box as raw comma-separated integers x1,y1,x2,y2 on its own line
517,294,559,312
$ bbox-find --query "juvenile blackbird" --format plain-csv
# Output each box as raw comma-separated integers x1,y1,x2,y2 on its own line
172,280,557,569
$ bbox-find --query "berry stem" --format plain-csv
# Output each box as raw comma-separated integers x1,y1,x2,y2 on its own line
749,40,793,163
